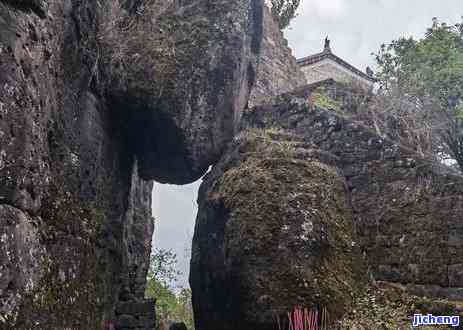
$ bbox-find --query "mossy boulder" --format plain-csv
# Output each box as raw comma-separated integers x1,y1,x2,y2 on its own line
190,129,367,330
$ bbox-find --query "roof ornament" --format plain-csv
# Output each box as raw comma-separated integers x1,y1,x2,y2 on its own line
324,36,331,53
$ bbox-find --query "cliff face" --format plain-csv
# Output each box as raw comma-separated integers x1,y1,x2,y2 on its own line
248,6,305,107
0,0,263,328
1,2,127,327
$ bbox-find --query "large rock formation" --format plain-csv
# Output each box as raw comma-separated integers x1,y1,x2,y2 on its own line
242,91,463,299
190,88,463,329
190,130,366,330
3,0,462,329
0,0,263,328
102,0,264,184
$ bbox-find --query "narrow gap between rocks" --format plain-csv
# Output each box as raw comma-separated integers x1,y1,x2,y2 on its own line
147,179,202,329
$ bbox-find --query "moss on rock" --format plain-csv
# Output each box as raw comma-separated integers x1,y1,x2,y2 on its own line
340,282,463,330
191,129,368,330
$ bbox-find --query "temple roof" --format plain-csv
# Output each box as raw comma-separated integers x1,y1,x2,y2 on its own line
296,45,376,83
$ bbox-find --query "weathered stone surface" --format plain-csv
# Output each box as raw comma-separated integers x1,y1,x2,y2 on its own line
114,299,156,330
103,0,264,184
190,87,463,329
2,0,48,17
118,163,154,302
341,281,463,329
0,0,155,316
242,91,463,294
0,205,46,322
190,130,365,330
0,0,264,327
0,2,109,326
249,6,305,107
116,299,155,316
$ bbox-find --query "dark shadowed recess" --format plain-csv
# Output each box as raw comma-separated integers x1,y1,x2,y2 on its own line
109,95,208,185
189,201,243,330
1,0,46,18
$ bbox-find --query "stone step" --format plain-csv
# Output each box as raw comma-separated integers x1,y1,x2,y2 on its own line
113,299,156,330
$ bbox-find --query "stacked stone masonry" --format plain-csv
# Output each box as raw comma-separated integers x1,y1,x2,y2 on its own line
248,6,306,107
242,91,463,300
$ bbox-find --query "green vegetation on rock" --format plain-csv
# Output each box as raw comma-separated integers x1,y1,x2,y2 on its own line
340,282,463,329
312,92,342,111
210,129,367,324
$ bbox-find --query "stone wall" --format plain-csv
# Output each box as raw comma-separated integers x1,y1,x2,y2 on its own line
242,91,463,300
249,6,305,107
300,61,333,84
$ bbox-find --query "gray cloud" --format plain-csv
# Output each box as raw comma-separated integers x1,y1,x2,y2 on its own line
286,0,463,70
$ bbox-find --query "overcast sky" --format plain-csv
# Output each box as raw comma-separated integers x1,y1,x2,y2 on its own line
286,0,463,70
152,0,463,289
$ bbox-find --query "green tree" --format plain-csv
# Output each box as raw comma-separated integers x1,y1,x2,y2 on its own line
270,0,301,29
374,17,463,172
146,278,178,325
147,248,180,287
145,249,180,328
145,249,194,329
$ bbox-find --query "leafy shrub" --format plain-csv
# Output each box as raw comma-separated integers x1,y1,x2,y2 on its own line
269,0,301,29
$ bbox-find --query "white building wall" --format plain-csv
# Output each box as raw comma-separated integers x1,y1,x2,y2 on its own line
300,58,374,89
